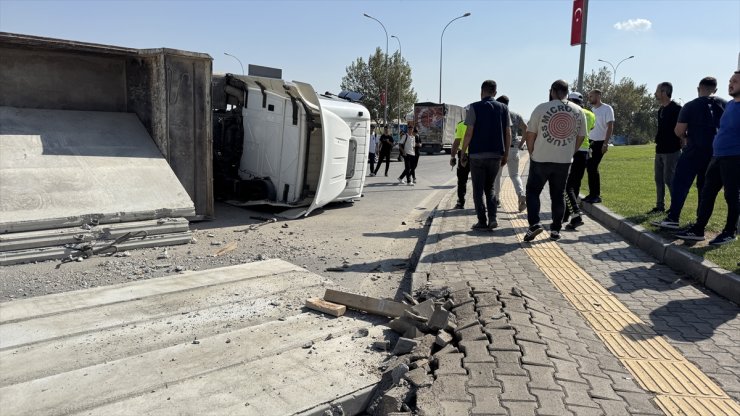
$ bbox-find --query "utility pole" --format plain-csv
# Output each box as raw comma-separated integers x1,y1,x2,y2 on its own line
576,0,589,93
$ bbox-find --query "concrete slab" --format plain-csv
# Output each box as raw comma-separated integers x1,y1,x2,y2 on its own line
0,259,387,415
0,106,195,233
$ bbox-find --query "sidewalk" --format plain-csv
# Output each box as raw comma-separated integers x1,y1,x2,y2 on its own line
413,155,740,415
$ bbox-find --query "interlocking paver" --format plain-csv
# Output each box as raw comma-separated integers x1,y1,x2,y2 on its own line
468,387,506,415
530,388,573,416
413,154,739,414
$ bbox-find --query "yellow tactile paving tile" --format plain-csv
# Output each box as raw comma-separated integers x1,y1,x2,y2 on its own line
541,266,593,282
496,164,739,416
624,360,728,397
600,332,686,361
563,293,633,313
582,311,655,334
655,395,740,416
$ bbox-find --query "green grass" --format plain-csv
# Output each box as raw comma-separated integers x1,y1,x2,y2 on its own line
598,144,739,273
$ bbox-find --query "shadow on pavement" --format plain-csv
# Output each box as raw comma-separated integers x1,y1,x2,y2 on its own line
607,264,690,294
420,239,519,264
626,297,740,341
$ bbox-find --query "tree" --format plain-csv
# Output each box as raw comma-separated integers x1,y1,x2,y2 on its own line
341,47,417,125
575,67,658,144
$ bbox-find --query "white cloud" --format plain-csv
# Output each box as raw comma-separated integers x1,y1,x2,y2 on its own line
613,18,652,32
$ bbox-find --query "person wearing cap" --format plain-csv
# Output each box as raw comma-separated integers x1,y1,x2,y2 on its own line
460,80,511,230
649,82,682,214
493,95,529,212
562,91,594,230
450,113,470,209
523,80,586,242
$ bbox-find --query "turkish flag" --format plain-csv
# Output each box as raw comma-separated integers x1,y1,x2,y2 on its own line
380,90,386,105
570,0,584,46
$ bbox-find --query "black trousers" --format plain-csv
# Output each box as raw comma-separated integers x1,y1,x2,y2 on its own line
374,150,391,175
368,152,376,174
526,161,571,231
564,151,588,219
456,151,470,204
694,156,740,235
398,155,413,182
587,141,606,197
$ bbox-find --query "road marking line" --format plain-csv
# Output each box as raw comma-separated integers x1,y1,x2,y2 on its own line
498,156,739,415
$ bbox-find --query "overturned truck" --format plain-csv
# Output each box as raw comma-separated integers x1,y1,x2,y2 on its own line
0,32,369,265
212,74,370,217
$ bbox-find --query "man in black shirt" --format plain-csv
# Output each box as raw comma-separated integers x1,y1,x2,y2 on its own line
373,127,394,176
650,82,682,214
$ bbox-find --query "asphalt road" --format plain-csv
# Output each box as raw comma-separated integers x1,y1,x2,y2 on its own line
0,153,458,302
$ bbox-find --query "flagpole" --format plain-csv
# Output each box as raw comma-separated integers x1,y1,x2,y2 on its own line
576,0,589,93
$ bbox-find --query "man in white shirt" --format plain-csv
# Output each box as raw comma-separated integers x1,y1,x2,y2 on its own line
368,128,379,176
397,125,417,185
584,89,614,203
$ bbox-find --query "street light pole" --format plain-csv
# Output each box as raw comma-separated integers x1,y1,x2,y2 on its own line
439,12,471,103
391,35,402,130
223,52,245,75
597,55,634,84
364,13,389,125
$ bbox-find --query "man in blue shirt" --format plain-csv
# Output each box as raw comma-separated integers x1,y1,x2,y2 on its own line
461,80,511,230
676,71,740,245
652,77,726,229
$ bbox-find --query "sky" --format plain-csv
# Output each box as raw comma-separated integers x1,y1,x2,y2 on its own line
1,0,738,119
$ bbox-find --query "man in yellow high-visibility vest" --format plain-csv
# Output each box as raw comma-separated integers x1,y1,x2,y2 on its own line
450,115,469,209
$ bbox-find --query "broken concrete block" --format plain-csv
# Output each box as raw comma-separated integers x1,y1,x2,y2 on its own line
374,384,411,416
427,307,451,331
387,317,418,335
402,309,428,323
403,367,433,388
433,343,459,355
403,326,421,339
443,299,454,311
411,299,435,321
410,358,429,369
324,289,410,318
380,355,411,372
372,340,391,351
391,363,410,385
410,334,436,361
435,330,453,347
392,337,418,356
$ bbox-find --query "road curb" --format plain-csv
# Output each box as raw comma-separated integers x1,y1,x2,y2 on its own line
582,201,739,305
411,189,456,292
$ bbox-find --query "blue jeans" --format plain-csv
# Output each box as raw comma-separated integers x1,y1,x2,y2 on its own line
694,156,740,235
470,157,502,225
526,161,571,231
667,150,712,221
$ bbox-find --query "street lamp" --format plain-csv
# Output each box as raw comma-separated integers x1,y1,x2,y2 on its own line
597,55,634,84
439,12,471,103
364,13,389,125
223,52,245,75
391,35,402,131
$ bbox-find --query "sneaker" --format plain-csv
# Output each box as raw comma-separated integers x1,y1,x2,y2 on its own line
453,202,464,209
488,220,498,230
650,217,680,230
550,230,561,241
583,196,602,204
471,222,488,230
523,224,544,242
369,172,376,177
518,195,527,212
565,215,584,230
398,178,405,184
496,199,501,208
674,228,705,241
407,181,414,186
412,178,416,184
647,207,664,214
709,232,737,246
